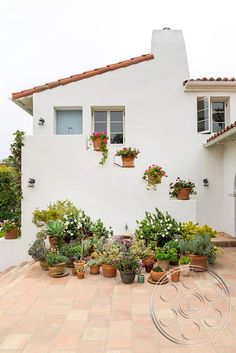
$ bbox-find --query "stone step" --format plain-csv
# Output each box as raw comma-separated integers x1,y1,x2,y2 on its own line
212,233,236,247
0,261,34,284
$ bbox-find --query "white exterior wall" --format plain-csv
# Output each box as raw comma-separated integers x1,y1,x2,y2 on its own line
3,29,236,270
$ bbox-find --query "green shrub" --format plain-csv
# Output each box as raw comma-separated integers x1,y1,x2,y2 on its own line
135,208,181,248
180,221,217,239
180,234,214,256
0,165,18,222
60,243,81,261
156,247,177,262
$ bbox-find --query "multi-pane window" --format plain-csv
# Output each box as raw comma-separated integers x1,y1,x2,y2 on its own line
93,110,124,144
197,97,227,133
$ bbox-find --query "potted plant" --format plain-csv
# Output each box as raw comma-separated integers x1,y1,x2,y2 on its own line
178,255,191,276
150,265,166,283
87,258,103,275
163,240,180,265
143,164,167,190
45,252,68,276
0,220,18,239
179,234,213,271
156,247,177,271
77,267,85,279
115,147,140,168
89,132,108,165
60,243,81,267
169,177,196,200
142,245,155,273
45,220,65,249
28,239,49,270
73,239,91,271
101,242,121,278
114,256,140,284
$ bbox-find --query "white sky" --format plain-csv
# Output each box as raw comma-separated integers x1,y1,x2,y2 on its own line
1,0,236,158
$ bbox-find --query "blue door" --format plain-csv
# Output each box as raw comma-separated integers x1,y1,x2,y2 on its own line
56,110,83,135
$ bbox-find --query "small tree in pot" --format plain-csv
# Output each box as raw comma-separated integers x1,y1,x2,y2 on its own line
114,256,140,284
28,239,49,270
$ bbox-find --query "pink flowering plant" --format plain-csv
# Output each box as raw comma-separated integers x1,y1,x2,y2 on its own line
116,147,140,158
143,164,167,190
169,177,196,198
89,132,108,165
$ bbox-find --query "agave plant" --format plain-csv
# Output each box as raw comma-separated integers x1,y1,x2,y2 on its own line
45,220,65,248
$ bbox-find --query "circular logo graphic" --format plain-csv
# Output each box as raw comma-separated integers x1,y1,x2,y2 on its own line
150,266,231,345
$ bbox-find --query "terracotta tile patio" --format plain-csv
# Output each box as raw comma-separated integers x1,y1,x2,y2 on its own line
0,248,236,353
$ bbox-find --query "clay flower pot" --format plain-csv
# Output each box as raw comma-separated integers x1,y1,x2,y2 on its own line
142,257,154,273
77,271,85,279
189,254,208,271
122,156,134,168
176,188,191,200
40,261,48,271
150,269,166,282
4,228,18,240
158,260,170,271
90,265,100,275
93,138,103,151
102,264,117,278
49,237,57,250
73,260,86,271
48,262,66,276
171,267,180,282
120,272,136,284
180,264,190,276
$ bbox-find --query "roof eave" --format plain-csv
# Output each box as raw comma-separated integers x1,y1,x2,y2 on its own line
11,96,33,116
204,127,236,147
184,81,236,92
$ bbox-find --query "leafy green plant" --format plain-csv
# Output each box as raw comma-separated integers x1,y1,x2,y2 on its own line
169,178,196,198
46,252,68,267
86,258,103,267
28,239,49,262
163,240,180,254
179,255,191,265
143,164,167,190
60,243,81,262
180,221,217,239
0,220,17,233
152,265,164,272
130,239,147,259
135,208,182,248
101,242,121,265
115,147,140,158
113,256,140,273
90,132,108,165
156,247,177,262
179,234,214,256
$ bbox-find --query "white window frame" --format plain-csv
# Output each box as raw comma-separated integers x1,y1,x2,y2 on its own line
92,108,125,145
197,97,228,134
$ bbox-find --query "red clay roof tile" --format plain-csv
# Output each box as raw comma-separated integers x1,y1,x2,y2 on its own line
206,120,236,143
12,54,154,100
184,77,236,85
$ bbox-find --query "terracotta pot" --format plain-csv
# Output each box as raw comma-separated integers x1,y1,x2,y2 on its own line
90,265,100,275
49,237,57,249
142,257,154,273
102,264,117,278
48,262,66,276
40,261,48,271
171,267,180,282
77,272,85,279
73,260,86,271
93,138,103,151
180,264,190,276
189,254,208,271
4,228,18,240
150,269,166,282
158,260,170,271
176,188,191,200
121,156,134,168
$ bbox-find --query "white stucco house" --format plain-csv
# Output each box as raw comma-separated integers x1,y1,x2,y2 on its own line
2,28,236,269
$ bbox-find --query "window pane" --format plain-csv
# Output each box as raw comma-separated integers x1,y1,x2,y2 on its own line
212,102,225,112
197,109,208,122
197,97,208,111
212,112,225,123
110,122,123,133
213,122,225,133
94,122,107,132
56,110,83,135
111,133,123,144
110,111,123,122
198,120,209,132
94,111,107,122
